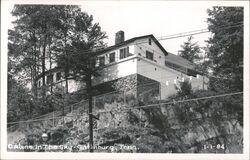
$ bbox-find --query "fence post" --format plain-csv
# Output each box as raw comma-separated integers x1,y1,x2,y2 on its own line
124,91,126,104
159,83,161,101
53,111,55,127
71,105,73,113
93,96,96,111
139,108,142,128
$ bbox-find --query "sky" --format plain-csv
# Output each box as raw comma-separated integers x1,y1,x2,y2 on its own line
79,1,213,54
1,2,249,159
6,1,213,55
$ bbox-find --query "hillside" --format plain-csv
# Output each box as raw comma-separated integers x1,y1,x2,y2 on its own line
7,89,243,153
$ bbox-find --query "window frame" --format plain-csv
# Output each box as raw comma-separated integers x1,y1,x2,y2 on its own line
149,38,152,45
109,52,116,63
46,74,54,84
119,47,130,60
99,56,105,66
146,50,154,61
56,72,61,81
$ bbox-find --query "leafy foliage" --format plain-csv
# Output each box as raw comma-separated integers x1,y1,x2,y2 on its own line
7,5,244,153
206,7,243,92
175,79,192,96
55,8,107,85
8,86,243,153
7,75,33,123
8,5,107,122
178,36,202,63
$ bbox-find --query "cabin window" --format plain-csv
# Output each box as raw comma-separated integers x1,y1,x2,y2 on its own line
56,72,61,81
149,38,152,45
120,47,129,59
146,51,154,61
99,56,105,66
47,74,53,84
96,59,99,67
109,52,115,63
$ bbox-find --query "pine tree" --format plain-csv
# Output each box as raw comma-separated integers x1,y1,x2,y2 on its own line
178,36,202,63
8,5,107,125
206,7,243,92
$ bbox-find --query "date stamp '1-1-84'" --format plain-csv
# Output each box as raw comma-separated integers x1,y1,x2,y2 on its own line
204,144,225,150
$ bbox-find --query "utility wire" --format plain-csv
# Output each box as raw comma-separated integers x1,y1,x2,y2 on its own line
156,22,243,40
94,112,239,133
8,23,243,124
50,22,244,56
29,66,236,121
17,80,170,121
7,91,243,125
94,91,243,114
17,23,243,82
11,70,235,126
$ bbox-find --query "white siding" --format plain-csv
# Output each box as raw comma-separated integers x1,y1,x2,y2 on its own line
137,57,207,99
96,44,135,66
68,80,82,93
93,57,137,86
36,36,208,99
134,38,165,66
137,58,181,98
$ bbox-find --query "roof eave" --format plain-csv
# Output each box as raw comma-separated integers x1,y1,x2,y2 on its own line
150,35,168,56
95,34,169,56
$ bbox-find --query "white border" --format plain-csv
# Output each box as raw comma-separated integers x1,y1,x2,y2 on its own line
1,0,249,160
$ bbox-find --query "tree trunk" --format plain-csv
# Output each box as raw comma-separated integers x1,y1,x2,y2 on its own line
33,31,38,99
42,34,47,99
64,32,69,94
87,73,93,152
48,35,53,93
65,76,69,93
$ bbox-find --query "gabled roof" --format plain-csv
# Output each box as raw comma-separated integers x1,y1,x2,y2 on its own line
165,52,195,70
95,34,168,56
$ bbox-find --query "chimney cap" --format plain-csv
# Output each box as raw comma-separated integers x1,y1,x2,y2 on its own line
115,31,125,45
117,30,124,33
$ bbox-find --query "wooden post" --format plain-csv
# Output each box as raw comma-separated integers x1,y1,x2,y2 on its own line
87,74,94,153
71,105,73,113
124,91,126,104
159,83,161,102
62,96,65,116
52,111,55,127
203,76,205,90
139,108,142,128
203,53,206,90
93,96,96,111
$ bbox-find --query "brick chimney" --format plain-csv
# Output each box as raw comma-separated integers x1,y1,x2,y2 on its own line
115,31,124,45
